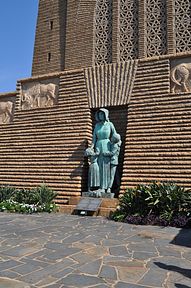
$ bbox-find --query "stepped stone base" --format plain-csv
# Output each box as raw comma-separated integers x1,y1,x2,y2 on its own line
58,196,119,217
82,191,115,198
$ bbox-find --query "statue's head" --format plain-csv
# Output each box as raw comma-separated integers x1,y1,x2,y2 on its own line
97,108,109,122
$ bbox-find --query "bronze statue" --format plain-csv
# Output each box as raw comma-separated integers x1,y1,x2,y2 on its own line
85,108,121,197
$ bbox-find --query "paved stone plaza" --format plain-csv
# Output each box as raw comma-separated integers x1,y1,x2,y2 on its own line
0,213,190,288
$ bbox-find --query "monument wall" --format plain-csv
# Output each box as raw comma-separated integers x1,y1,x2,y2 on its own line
1,0,191,202
0,56,191,201
121,57,191,191
0,71,92,204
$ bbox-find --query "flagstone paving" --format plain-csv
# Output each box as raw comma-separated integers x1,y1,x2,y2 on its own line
0,213,190,288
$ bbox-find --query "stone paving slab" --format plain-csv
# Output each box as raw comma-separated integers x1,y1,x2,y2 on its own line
0,213,191,288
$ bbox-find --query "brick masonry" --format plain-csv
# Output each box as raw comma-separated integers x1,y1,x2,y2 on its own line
32,0,67,75
1,57,191,202
121,58,191,192
0,70,91,203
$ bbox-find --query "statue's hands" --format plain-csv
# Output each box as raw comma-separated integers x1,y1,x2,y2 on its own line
103,152,111,156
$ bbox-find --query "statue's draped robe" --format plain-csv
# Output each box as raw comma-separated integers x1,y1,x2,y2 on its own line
93,117,116,190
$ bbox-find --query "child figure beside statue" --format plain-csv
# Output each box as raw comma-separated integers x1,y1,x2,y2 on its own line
84,147,100,193
103,133,122,194
84,108,121,197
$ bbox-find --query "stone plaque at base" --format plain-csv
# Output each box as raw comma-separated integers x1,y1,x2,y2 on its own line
75,197,102,215
82,191,114,198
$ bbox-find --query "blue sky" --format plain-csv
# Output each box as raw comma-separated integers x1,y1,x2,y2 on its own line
0,0,39,93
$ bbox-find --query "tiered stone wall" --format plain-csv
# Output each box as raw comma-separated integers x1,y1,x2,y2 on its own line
0,70,91,204
121,58,191,191
1,57,191,202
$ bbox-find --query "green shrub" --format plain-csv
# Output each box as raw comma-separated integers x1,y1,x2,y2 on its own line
0,185,16,202
11,184,57,205
111,181,191,226
0,184,58,214
12,188,40,205
32,184,57,205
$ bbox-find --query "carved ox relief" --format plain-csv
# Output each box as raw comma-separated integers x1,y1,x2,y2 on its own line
171,62,191,93
0,100,14,124
20,80,58,110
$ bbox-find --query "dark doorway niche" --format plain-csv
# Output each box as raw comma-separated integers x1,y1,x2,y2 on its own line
90,105,128,197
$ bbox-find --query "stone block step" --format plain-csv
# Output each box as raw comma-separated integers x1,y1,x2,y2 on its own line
132,86,169,94
130,94,188,103
139,59,169,67
136,66,169,73
59,93,88,99
14,106,89,118
68,196,118,208
133,74,168,82
129,104,191,114
58,197,119,217
133,81,169,89
54,198,69,204
60,73,84,80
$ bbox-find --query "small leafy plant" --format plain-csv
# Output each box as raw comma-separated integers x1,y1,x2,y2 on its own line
111,181,191,228
12,188,40,205
33,184,57,205
0,184,58,214
0,185,16,202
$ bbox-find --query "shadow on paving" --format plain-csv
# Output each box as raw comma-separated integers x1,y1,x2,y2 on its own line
154,262,191,279
175,285,191,288
171,228,191,248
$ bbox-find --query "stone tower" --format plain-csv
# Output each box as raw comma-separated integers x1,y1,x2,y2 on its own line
32,0,191,73
32,0,100,73
32,0,67,75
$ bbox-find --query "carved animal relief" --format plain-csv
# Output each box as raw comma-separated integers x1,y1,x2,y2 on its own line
0,100,14,124
171,63,191,93
20,80,58,110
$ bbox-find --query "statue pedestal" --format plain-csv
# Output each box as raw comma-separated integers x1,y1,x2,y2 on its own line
59,196,119,217
82,191,115,199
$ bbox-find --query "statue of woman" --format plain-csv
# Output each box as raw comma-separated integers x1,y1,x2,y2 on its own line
92,108,116,192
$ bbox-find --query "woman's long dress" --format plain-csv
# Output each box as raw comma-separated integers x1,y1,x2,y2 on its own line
93,121,116,190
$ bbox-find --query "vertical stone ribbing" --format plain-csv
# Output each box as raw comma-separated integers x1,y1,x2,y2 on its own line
85,61,138,108
167,0,175,54
138,0,146,58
